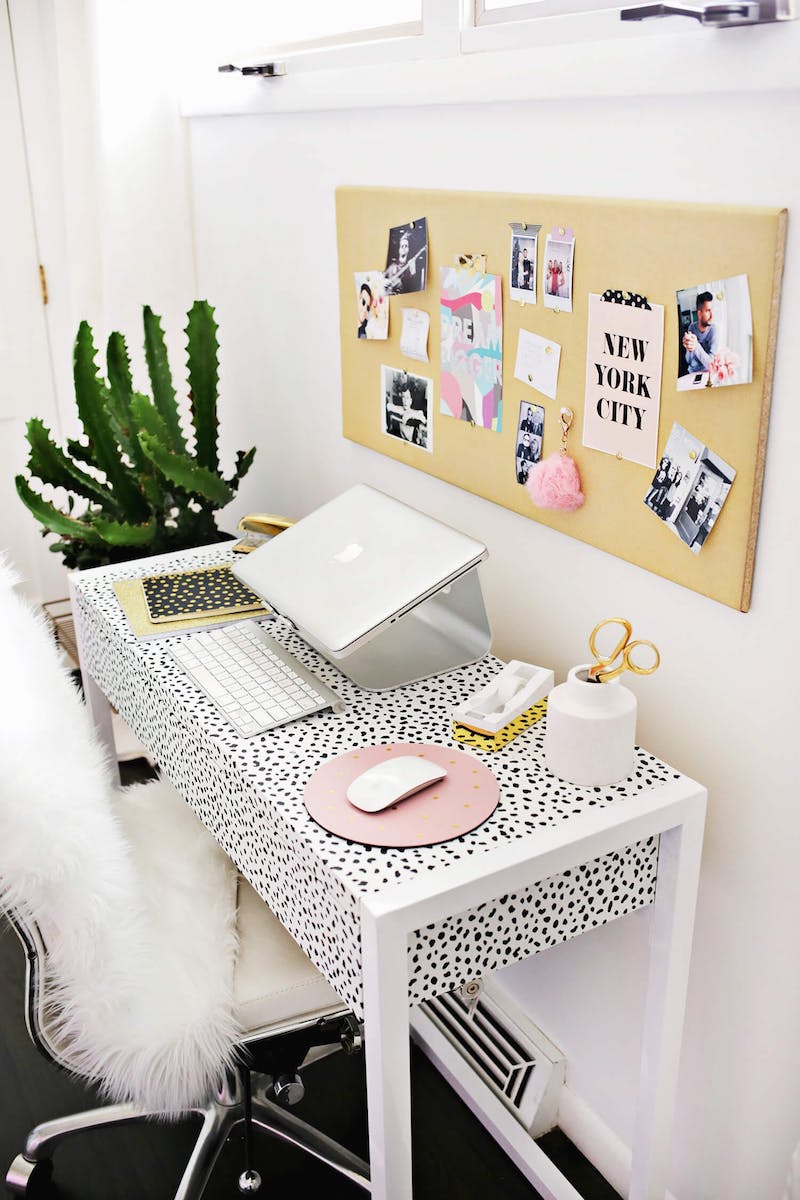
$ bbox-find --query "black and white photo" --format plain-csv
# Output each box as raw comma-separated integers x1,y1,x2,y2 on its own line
509,229,539,303
384,218,428,295
381,365,433,452
644,421,735,553
515,400,544,484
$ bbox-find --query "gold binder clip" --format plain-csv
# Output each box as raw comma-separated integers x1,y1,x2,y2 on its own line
457,252,487,273
234,512,294,552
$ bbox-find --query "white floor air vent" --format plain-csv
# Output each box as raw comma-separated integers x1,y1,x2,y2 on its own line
414,979,565,1137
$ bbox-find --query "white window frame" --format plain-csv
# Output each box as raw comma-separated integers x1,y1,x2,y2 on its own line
463,0,636,50
179,0,800,117
473,0,613,24
180,0,459,113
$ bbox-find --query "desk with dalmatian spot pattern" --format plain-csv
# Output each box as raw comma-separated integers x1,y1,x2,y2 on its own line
70,545,706,1200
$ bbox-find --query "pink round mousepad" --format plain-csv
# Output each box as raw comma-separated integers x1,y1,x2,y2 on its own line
303,742,499,848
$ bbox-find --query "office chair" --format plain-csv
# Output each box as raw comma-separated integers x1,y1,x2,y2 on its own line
0,561,370,1199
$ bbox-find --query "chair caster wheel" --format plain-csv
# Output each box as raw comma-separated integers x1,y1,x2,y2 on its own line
238,1168,262,1193
6,1155,53,1197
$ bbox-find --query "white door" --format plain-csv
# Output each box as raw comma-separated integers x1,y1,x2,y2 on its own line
0,0,66,602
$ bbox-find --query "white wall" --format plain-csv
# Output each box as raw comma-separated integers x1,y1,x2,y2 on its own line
186,92,800,1199
0,1,68,603
1,0,198,600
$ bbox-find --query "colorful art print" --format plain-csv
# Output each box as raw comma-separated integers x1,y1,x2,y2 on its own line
439,267,503,432
644,421,735,554
354,271,389,341
384,219,428,296
542,235,574,313
381,365,433,452
515,401,544,485
675,275,753,390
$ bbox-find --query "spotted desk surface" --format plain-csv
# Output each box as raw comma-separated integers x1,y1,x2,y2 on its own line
73,545,679,1014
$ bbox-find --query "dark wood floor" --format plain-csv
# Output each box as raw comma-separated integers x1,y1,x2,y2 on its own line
1,759,620,1200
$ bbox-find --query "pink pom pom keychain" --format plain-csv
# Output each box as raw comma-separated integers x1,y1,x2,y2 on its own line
525,406,585,512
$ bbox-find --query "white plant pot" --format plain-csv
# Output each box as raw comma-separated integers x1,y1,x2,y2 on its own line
544,664,637,786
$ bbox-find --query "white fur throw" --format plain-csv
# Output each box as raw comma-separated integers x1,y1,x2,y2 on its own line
0,560,243,1113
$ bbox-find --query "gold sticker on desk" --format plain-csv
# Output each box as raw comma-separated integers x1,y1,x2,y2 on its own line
140,565,265,624
453,700,548,753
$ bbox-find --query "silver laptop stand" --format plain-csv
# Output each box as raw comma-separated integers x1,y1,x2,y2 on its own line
307,567,491,691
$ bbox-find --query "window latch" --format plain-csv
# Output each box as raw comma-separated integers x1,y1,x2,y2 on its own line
620,0,793,24
218,62,286,77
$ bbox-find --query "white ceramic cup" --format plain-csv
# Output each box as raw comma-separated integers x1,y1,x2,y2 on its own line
544,664,637,786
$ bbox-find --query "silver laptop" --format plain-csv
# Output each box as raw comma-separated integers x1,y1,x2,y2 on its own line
232,484,491,689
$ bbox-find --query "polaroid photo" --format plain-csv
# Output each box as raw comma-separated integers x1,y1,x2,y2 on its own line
676,275,753,391
381,365,433,453
644,421,735,554
384,218,428,296
514,400,544,485
542,234,575,313
509,230,539,304
355,271,389,341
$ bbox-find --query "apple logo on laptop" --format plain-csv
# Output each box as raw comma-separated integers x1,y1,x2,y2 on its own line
332,542,364,564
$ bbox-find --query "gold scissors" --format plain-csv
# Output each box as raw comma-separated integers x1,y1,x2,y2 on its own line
587,618,660,683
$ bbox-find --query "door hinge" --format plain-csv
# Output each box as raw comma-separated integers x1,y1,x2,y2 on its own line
39,264,49,306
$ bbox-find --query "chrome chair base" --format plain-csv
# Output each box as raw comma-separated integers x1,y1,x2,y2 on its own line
5,1072,370,1199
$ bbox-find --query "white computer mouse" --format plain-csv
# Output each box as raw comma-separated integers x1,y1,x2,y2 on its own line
346,756,448,813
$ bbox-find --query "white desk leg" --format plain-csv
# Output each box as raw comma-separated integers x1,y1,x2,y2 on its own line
68,576,120,788
361,906,413,1200
630,807,705,1200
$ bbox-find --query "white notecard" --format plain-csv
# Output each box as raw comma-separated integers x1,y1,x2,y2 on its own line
400,308,430,362
513,329,561,400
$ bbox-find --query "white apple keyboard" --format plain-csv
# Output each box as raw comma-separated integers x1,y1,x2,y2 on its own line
169,621,345,737
346,756,448,813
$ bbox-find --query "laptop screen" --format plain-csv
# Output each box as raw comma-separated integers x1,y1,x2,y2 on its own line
231,484,487,656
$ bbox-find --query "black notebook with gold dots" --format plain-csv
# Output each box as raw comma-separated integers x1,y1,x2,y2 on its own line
141,565,265,624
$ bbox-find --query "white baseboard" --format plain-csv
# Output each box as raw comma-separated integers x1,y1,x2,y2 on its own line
557,1086,678,1200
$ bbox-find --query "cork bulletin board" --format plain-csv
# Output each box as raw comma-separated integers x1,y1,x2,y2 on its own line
336,186,786,611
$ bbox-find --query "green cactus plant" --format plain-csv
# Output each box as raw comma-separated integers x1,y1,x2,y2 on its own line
16,301,256,570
